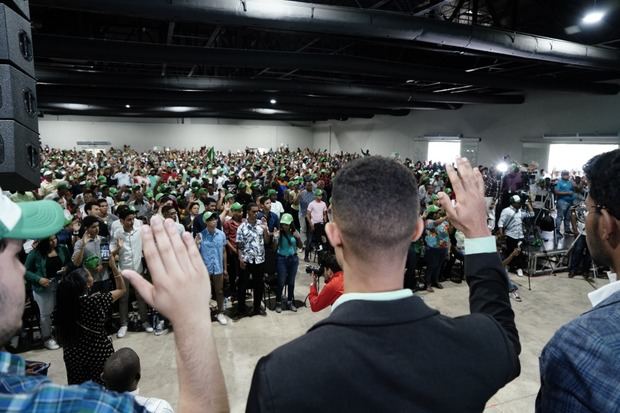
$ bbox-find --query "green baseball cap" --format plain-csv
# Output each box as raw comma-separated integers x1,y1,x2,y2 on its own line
431,194,439,201
132,184,141,191
426,205,440,214
155,193,165,202
280,213,294,226
267,189,277,196
109,187,118,195
0,193,66,240
251,181,259,189
230,202,243,211
203,211,218,221
238,182,246,189
314,189,323,197
224,193,234,201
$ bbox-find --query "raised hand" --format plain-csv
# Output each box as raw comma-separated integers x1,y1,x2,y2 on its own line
437,158,490,239
122,216,212,326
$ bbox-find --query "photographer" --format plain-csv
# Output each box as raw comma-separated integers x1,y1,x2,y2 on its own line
307,254,343,312
498,195,533,274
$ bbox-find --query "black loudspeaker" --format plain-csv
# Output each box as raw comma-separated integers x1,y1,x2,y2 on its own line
0,64,38,132
0,120,39,191
0,3,33,77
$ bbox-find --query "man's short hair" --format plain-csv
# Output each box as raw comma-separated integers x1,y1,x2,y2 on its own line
323,253,342,273
102,348,141,392
84,201,98,214
118,207,135,220
97,198,108,206
584,149,620,219
332,156,418,259
161,205,176,216
80,215,100,235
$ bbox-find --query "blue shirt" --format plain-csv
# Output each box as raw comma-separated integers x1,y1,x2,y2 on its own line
424,220,450,249
199,228,226,275
555,179,574,202
536,290,620,412
256,211,279,232
0,352,142,412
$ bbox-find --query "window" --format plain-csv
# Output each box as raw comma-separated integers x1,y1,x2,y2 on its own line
427,141,461,165
548,144,618,175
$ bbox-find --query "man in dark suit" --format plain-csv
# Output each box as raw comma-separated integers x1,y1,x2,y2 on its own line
247,156,520,412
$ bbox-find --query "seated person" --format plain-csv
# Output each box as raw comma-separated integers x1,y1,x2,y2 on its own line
308,254,344,312
101,348,174,413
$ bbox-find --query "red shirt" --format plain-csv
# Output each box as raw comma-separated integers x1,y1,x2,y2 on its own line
309,271,344,312
223,219,241,250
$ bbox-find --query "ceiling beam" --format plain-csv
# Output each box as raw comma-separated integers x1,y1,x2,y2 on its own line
37,85,463,110
29,0,620,70
35,68,526,105
33,35,620,95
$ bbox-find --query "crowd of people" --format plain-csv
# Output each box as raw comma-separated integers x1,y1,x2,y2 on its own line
1,143,617,413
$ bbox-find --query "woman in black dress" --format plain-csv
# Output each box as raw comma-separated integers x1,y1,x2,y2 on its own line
55,254,126,385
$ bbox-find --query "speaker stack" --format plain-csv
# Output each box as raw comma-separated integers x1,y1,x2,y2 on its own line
0,0,39,191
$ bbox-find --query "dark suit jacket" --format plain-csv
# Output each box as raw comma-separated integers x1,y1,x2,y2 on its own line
247,252,520,412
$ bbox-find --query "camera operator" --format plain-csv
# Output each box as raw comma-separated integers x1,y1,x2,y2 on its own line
498,195,534,274
307,254,344,312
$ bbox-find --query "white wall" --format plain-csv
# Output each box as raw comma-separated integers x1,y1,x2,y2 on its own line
39,116,314,152
313,90,620,167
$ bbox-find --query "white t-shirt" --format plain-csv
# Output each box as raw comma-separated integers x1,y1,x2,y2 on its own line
114,172,132,187
270,200,285,218
130,390,174,413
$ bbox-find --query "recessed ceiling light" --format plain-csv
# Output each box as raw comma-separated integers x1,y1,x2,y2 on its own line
406,80,415,84
125,104,131,108
254,108,287,115
165,106,197,113
63,103,90,110
270,98,277,105
582,10,605,25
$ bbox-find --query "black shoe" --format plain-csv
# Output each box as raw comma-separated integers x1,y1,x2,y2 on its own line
432,283,444,289
304,257,310,263
252,308,267,317
233,307,250,320
568,271,576,278
275,303,282,313
288,301,297,312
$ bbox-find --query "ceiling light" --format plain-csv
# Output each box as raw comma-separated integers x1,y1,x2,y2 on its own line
63,103,90,110
164,106,197,113
253,108,289,115
125,104,131,108
496,162,509,173
270,98,277,105
406,80,415,84
582,10,605,25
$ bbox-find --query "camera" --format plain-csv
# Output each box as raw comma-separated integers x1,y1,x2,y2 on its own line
305,264,322,275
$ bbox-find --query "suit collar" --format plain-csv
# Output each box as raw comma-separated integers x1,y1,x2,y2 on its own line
309,295,438,330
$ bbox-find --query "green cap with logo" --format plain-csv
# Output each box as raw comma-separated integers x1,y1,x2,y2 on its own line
267,189,277,196
230,202,243,211
83,255,101,270
314,189,323,197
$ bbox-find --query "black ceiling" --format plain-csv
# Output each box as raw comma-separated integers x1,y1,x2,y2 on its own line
28,0,620,121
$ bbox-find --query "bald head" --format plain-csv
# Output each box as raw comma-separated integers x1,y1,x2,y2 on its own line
102,347,141,392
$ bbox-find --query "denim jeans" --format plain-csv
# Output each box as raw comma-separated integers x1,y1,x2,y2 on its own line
33,278,58,339
276,254,299,303
555,199,572,233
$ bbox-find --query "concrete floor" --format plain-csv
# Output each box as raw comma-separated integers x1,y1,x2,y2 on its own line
21,267,603,413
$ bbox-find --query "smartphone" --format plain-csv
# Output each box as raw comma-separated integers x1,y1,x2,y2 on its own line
100,241,111,263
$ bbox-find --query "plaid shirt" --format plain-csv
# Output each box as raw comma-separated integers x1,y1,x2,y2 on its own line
0,352,144,412
536,291,620,412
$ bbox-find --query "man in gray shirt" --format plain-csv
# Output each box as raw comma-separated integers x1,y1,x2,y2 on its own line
72,215,111,293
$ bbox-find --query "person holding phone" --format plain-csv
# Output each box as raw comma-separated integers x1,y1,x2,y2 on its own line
24,235,71,350
72,215,112,293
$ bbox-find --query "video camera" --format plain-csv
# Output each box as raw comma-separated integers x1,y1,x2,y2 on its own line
304,242,333,277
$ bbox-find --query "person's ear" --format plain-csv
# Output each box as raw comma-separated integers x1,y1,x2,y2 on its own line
411,217,424,242
600,210,619,242
325,222,342,248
